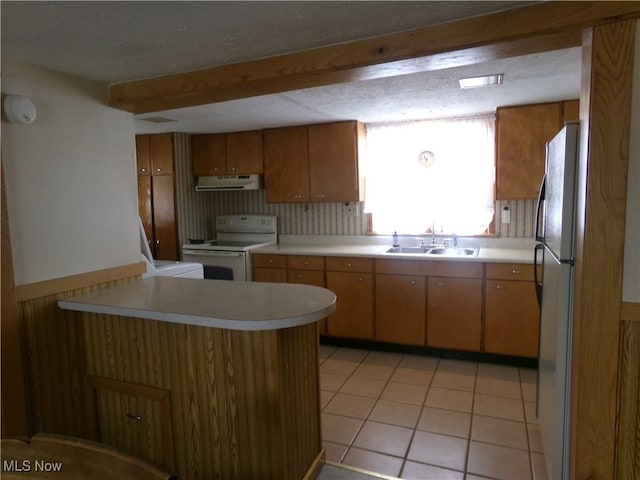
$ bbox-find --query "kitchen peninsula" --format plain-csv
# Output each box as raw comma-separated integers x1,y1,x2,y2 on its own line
58,276,336,480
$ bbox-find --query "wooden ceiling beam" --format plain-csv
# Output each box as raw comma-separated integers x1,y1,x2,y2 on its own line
108,1,640,114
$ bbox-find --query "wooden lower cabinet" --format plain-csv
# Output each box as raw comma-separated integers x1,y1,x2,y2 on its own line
326,271,374,339
427,277,482,351
375,274,425,345
288,269,327,334
485,279,540,357
253,267,287,283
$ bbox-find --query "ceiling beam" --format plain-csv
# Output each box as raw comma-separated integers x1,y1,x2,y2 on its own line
108,1,640,114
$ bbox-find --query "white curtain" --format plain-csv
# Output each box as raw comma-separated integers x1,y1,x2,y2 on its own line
363,115,495,235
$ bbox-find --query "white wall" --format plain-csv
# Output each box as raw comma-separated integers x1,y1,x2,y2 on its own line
1,62,139,285
622,21,640,303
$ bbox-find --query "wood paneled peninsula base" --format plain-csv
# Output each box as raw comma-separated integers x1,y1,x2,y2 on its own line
58,276,336,480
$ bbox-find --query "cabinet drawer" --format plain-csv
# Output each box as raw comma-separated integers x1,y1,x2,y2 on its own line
252,253,287,268
287,255,325,271
375,258,422,275
288,270,324,286
254,267,287,283
486,263,535,282
326,256,373,273
421,261,483,279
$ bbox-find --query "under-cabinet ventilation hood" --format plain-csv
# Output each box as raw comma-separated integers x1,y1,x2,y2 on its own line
195,174,263,192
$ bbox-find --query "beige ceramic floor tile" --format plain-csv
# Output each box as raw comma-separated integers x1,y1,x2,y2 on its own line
321,413,364,445
339,377,387,398
417,406,471,438
323,441,348,463
475,377,522,399
320,373,349,392
330,347,370,362
522,382,537,402
471,415,528,450
524,400,539,424
352,420,414,458
390,367,434,386
465,475,494,480
437,358,477,375
368,399,421,428
342,447,403,477
431,371,476,392
400,460,464,480
477,363,520,381
531,452,549,480
425,387,473,413
467,441,532,480
324,393,376,419
399,354,440,370
321,358,360,376
320,390,335,409
319,345,338,358
363,351,403,367
527,423,544,453
353,363,395,381
407,430,468,471
519,367,538,384
473,393,525,421
380,381,428,406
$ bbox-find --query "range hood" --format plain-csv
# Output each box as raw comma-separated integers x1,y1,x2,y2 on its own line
195,174,263,192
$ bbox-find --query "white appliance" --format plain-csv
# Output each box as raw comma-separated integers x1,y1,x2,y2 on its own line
139,219,204,279
534,122,579,480
195,174,263,191
182,215,277,281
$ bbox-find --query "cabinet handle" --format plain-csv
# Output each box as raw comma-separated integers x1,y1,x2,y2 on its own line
437,281,446,287
156,240,160,244
344,263,352,267
295,274,304,279
140,168,146,172
126,413,143,422
511,270,521,275
316,194,326,198
230,167,238,172
303,261,311,265
357,276,364,281
495,285,506,289
267,259,273,264
409,280,416,286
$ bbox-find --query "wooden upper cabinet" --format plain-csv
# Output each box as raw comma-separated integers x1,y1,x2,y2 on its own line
192,131,263,176
308,121,364,202
226,130,263,174
263,126,310,203
496,102,563,199
192,134,226,176
136,134,173,175
135,136,151,175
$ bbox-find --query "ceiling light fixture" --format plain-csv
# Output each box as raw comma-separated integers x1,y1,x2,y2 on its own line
459,74,504,89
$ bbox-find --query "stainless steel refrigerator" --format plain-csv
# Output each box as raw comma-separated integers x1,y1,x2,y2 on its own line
534,122,579,480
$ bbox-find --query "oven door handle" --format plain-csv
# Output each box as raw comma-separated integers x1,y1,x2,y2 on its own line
183,250,245,257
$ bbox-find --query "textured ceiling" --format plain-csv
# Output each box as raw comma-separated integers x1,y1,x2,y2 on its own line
2,1,581,133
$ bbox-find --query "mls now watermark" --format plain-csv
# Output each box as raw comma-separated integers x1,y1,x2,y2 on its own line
3,459,63,473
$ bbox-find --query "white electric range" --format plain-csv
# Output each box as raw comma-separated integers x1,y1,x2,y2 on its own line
182,215,277,281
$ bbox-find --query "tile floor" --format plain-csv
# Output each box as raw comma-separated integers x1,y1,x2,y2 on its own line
319,345,548,480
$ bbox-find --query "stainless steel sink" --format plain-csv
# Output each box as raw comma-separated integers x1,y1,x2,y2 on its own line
385,246,430,254
427,247,479,256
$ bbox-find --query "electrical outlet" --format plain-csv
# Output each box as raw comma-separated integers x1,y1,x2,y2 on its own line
343,202,359,218
501,207,511,224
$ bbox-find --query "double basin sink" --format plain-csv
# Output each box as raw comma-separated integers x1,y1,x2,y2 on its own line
385,246,479,257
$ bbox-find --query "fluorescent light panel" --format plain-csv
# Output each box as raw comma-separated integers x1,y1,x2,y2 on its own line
459,74,504,89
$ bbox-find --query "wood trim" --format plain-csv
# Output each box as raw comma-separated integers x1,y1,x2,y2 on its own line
621,302,640,322
1,162,31,437
570,19,636,479
108,2,640,114
301,449,325,480
16,262,146,302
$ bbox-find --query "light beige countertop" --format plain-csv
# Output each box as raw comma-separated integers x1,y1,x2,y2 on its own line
58,276,336,331
253,242,535,264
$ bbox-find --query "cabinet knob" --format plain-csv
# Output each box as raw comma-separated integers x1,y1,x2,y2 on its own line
126,413,143,422
230,167,238,172
344,263,352,267
303,261,311,265
156,168,161,172
511,270,521,275
316,194,326,198
357,276,364,281
437,281,446,287
495,285,506,289
156,240,160,244
409,280,416,286
140,168,146,172
267,259,273,264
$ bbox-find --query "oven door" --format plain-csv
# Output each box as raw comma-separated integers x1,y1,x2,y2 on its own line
182,249,247,281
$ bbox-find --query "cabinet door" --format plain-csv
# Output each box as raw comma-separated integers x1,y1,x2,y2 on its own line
562,99,580,123
149,133,174,175
192,134,226,176
226,130,263,174
375,274,425,345
308,121,362,202
326,272,373,339
263,126,309,203
85,376,176,472
496,102,562,199
137,176,154,254
485,280,540,357
151,175,178,260
427,277,482,351
253,267,287,283
135,136,151,175
288,269,327,334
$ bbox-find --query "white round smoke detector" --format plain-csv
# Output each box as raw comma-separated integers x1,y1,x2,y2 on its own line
3,95,37,125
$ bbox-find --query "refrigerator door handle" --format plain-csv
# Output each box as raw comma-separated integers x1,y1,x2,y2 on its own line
534,243,544,308
535,174,546,242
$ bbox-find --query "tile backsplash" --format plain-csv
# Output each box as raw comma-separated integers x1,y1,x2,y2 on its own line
174,133,535,245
